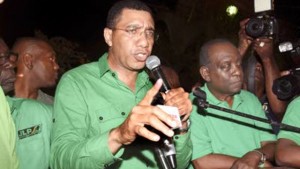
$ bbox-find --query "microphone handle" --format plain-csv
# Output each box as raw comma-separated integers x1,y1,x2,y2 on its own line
154,147,172,169
151,66,171,92
150,66,177,168
162,137,177,169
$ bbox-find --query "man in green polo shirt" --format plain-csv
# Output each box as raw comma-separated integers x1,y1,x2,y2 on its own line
276,95,300,168
7,97,53,169
1,37,55,169
189,39,276,168
50,0,192,169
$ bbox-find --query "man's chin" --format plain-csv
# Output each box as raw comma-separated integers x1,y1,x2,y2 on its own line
231,86,242,94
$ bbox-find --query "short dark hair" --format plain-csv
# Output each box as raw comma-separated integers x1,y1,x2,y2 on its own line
11,37,50,57
106,0,153,29
199,38,233,67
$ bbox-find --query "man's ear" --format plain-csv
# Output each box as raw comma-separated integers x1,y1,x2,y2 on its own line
104,28,113,47
199,66,211,82
22,53,33,70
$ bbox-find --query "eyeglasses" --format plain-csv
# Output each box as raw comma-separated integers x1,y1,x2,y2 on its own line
0,51,18,65
112,26,159,41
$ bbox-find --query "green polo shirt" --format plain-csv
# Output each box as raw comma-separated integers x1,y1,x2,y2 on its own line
0,87,18,169
190,84,276,161
7,97,53,169
51,53,192,169
277,96,300,145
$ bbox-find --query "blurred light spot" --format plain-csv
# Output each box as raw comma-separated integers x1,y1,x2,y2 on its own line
226,5,238,17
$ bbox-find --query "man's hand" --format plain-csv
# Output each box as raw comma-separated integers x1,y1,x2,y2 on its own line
162,87,192,122
238,18,253,57
253,38,274,61
231,151,263,169
109,79,179,153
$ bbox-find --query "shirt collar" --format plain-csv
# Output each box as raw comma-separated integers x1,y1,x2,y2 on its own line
97,52,150,86
98,53,110,77
202,83,243,108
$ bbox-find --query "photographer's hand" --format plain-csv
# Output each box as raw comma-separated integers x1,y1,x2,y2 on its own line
253,38,274,60
253,38,287,119
238,18,253,57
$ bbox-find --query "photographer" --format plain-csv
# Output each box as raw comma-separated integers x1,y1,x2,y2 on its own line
238,18,287,125
276,94,300,168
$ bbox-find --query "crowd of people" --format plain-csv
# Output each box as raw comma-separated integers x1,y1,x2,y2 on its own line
1,0,300,169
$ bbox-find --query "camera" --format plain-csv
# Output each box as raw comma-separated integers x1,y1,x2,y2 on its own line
278,40,300,57
272,68,300,100
245,14,277,39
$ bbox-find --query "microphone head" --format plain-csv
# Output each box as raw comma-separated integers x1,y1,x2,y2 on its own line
146,55,161,70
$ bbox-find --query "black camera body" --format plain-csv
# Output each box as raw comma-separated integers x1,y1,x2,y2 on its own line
272,68,300,100
245,14,277,39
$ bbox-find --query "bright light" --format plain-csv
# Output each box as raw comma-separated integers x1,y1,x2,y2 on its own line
226,5,238,17
0,0,4,4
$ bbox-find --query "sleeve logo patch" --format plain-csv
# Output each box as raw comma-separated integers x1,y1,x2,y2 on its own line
18,124,42,139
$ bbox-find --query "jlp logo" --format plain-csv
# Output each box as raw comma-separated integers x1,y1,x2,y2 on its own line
18,124,41,139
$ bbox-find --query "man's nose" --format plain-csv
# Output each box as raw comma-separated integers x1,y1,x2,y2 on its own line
54,62,60,70
232,64,242,75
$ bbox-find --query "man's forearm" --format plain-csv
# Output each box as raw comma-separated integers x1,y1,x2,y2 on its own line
192,154,237,169
109,127,123,154
262,57,287,117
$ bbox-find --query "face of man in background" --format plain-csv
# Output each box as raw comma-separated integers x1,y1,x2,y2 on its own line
205,42,243,98
31,41,59,88
0,40,17,93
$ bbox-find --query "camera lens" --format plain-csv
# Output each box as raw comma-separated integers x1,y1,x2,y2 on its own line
245,18,265,38
273,75,300,100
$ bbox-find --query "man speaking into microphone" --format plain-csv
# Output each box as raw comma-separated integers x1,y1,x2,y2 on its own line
50,0,192,169
189,39,276,169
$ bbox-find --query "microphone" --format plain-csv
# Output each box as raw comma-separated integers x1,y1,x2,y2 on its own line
278,41,300,53
146,55,177,169
146,55,171,92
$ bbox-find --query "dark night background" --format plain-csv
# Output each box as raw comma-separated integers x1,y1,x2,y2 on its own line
0,0,300,91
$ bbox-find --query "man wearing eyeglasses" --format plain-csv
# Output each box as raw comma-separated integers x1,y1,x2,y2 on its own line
51,0,192,169
0,37,57,169
0,38,19,169
0,39,17,94
4,37,58,169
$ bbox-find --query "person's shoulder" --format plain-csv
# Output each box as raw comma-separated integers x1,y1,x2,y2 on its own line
238,90,262,105
287,96,300,108
18,99,52,111
59,61,99,84
65,61,98,76
239,89,257,99
10,98,53,117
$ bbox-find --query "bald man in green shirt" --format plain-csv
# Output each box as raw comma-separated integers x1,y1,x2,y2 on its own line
189,39,276,169
50,1,192,169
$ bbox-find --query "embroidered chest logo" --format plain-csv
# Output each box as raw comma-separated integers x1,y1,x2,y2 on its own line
18,124,42,139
